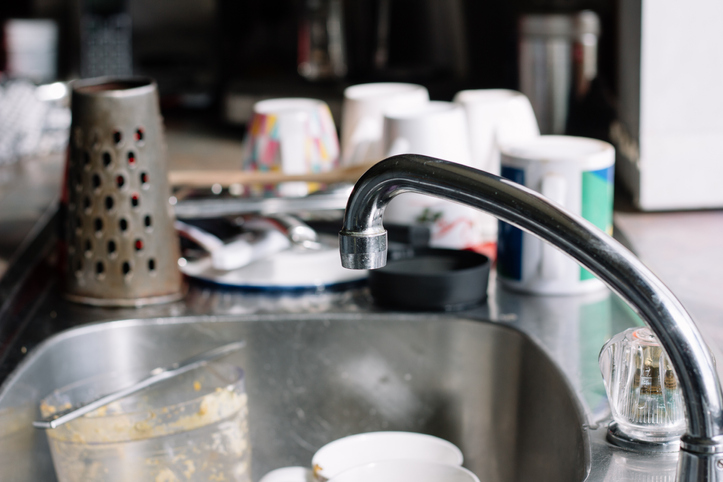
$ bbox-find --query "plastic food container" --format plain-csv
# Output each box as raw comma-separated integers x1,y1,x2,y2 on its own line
39,363,251,482
368,248,491,311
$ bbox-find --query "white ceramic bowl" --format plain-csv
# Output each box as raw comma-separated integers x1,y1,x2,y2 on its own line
328,460,479,482
311,431,463,481
259,466,314,482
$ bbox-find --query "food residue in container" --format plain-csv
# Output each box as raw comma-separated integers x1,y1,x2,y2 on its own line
183,460,195,479
39,372,251,482
155,467,179,482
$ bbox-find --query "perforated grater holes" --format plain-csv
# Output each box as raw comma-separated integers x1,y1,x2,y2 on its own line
94,218,103,236
83,151,91,170
127,151,137,167
107,239,117,258
144,215,152,230
148,258,156,273
140,172,149,189
134,238,144,252
83,196,92,214
84,239,92,258
131,193,140,208
113,129,122,146
116,174,126,189
102,151,112,168
134,127,145,144
122,261,132,278
119,218,129,233
75,258,83,276
75,171,83,192
105,195,114,212
95,260,106,280
92,173,101,191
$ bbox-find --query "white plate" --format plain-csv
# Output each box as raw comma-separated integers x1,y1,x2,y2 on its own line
181,235,367,290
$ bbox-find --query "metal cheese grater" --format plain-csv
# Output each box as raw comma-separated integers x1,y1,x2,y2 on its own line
63,77,183,306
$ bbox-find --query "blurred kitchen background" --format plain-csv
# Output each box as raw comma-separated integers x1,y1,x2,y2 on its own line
0,0,721,211
0,0,617,129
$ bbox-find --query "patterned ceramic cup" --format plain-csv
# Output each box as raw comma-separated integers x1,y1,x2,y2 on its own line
242,98,340,197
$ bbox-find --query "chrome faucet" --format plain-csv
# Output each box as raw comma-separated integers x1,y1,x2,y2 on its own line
339,154,723,481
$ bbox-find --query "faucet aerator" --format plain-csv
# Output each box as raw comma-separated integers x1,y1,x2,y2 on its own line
338,231,388,270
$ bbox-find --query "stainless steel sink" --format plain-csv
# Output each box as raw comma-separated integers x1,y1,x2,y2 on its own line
0,313,587,482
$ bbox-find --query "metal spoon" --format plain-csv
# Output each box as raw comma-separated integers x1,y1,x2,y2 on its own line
33,340,245,430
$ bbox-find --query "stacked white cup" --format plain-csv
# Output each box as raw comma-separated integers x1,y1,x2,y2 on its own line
340,83,540,251
341,83,429,166
381,100,483,249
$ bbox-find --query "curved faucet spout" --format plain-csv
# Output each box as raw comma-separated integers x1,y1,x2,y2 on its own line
339,154,723,478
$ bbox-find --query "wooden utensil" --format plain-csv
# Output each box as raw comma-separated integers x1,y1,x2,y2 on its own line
168,161,378,189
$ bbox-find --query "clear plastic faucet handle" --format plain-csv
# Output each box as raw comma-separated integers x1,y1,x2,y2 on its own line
599,327,685,443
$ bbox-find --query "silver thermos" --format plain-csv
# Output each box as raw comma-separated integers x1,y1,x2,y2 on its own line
518,11,600,135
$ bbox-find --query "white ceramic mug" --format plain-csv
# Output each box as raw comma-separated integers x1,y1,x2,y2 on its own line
497,135,615,295
340,83,429,166
259,431,463,482
242,98,340,197
453,89,539,176
453,89,540,244
328,460,479,482
381,101,487,250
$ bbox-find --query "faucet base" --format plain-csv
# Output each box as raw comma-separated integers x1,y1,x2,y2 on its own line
606,422,681,453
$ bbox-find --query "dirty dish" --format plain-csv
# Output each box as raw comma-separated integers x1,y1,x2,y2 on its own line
181,234,367,291
34,341,245,429
39,362,251,482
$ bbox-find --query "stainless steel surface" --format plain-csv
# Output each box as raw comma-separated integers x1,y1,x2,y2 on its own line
1,250,715,481
33,340,245,429
64,77,182,306
338,154,723,480
0,313,587,482
0,153,63,281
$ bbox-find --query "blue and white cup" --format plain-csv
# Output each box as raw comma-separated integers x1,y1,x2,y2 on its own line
497,135,615,295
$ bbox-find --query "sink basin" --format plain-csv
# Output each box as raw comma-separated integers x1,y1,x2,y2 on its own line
0,313,587,482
